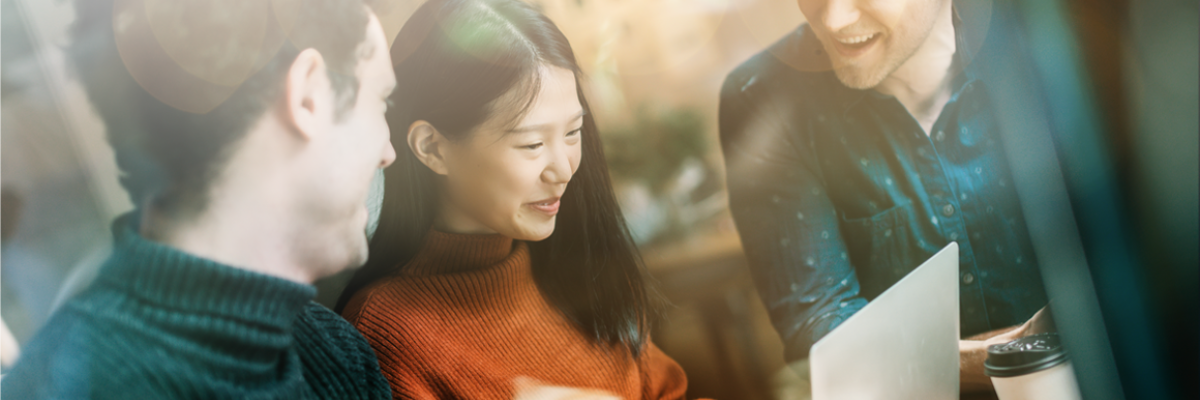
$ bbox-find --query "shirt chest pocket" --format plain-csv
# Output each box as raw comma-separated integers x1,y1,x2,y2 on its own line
839,202,932,300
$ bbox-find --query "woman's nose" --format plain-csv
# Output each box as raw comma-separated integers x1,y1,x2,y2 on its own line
542,146,574,185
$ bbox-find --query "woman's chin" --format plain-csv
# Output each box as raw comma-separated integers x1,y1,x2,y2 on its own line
512,220,556,242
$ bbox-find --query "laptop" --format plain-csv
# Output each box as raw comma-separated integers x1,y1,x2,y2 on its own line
809,243,960,399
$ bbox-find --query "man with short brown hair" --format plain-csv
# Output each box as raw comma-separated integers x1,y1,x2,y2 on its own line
2,0,397,398
719,0,1049,393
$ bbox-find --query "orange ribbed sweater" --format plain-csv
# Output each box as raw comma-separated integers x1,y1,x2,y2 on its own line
342,231,692,400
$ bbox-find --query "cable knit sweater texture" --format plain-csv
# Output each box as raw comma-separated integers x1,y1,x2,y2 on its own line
1,214,391,399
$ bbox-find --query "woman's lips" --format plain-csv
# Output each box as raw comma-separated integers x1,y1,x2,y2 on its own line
831,32,881,58
527,198,561,216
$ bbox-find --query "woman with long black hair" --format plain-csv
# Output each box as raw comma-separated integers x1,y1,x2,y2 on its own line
334,0,691,398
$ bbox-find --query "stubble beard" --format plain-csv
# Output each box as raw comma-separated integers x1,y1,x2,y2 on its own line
828,14,937,91
833,60,894,90
299,208,372,281
315,228,370,280
830,34,918,90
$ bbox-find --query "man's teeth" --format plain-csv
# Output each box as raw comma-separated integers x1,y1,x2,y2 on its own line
837,34,876,45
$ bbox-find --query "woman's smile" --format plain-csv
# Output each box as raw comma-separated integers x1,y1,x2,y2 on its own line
526,197,561,216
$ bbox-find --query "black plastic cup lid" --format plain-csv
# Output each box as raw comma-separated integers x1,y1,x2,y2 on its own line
984,333,1069,378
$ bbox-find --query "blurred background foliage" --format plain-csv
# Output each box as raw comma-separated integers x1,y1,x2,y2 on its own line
603,107,708,195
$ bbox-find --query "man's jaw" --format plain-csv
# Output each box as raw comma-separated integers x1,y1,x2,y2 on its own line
818,28,896,89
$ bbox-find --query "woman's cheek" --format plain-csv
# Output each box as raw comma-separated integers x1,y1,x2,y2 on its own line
484,159,523,215
569,148,582,175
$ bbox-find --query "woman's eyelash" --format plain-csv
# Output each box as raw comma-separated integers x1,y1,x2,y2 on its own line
519,130,579,149
385,98,395,109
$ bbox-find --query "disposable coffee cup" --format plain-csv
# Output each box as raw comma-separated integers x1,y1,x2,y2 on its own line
984,333,1082,400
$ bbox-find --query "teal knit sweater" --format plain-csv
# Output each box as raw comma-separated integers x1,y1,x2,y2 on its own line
1,214,391,399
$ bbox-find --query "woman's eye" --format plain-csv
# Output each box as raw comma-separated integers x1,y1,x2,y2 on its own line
521,142,544,150
384,98,395,110
566,129,581,137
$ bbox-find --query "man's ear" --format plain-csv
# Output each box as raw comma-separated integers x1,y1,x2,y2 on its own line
283,48,333,140
407,120,450,175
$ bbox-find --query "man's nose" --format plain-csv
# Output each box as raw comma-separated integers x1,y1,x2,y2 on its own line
822,0,861,33
380,141,397,168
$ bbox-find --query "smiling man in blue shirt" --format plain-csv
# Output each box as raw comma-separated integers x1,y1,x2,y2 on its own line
719,0,1049,393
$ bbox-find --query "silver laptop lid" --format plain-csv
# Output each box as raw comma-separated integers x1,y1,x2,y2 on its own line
810,243,960,400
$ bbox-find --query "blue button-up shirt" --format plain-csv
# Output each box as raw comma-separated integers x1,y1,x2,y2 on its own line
718,18,1048,361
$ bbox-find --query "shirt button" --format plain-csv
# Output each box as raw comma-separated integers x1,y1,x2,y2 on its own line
942,204,956,217
962,272,976,285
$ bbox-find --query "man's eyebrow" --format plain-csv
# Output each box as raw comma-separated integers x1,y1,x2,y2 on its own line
506,111,586,133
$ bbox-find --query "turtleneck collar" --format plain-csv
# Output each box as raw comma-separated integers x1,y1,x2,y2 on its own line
95,212,317,329
402,229,517,275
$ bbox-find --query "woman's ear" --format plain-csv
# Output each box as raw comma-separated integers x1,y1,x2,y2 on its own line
408,120,450,175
